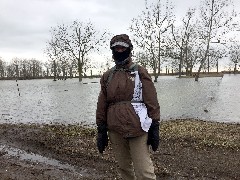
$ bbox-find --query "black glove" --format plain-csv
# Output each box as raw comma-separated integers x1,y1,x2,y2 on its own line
97,122,108,153
147,121,160,151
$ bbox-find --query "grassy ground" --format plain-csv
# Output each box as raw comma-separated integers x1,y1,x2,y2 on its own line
161,119,240,149
0,119,239,179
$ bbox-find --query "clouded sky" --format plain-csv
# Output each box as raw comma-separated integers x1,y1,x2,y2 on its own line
0,0,239,63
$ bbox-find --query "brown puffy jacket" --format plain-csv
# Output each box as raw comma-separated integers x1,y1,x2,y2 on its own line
96,60,160,138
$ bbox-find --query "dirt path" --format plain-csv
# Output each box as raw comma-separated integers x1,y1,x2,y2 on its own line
0,120,239,179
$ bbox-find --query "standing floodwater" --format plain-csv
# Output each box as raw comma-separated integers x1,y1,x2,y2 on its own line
207,74,240,123
0,75,239,125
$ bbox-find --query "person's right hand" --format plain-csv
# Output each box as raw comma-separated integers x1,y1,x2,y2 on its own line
97,123,108,153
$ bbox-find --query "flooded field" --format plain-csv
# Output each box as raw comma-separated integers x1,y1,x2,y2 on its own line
0,74,239,125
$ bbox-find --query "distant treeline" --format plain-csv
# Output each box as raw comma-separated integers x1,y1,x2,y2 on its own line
0,58,98,80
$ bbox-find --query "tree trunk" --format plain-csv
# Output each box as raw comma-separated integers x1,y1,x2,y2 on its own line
179,46,183,78
195,0,214,81
153,54,158,82
153,60,158,82
53,60,57,81
157,31,161,77
78,58,82,82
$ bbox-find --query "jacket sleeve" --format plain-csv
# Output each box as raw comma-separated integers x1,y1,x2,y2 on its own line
96,75,108,125
139,66,160,122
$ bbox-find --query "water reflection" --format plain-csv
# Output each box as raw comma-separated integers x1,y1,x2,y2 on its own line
207,74,240,123
0,144,76,170
155,76,221,121
0,75,239,125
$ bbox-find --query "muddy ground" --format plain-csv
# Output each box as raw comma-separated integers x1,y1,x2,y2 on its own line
0,119,239,180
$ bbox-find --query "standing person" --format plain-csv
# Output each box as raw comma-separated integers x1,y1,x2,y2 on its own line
96,34,160,180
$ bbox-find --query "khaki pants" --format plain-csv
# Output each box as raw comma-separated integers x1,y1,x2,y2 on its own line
109,131,156,180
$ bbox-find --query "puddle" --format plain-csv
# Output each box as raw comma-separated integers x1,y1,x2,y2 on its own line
0,144,90,177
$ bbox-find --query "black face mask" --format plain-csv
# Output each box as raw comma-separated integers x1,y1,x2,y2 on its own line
112,48,131,65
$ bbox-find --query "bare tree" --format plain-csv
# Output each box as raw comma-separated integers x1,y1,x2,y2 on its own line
129,0,174,82
171,8,198,77
4,58,43,79
0,57,7,77
194,0,237,81
98,57,114,75
47,20,109,82
229,43,240,73
134,51,150,69
45,30,66,81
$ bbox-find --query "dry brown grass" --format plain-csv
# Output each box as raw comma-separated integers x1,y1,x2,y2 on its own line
160,119,240,149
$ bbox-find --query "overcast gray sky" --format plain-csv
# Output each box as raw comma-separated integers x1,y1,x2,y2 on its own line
0,0,239,63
